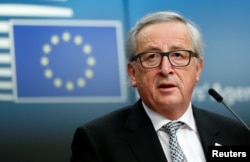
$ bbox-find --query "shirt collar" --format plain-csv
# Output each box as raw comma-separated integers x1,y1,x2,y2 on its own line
142,101,197,132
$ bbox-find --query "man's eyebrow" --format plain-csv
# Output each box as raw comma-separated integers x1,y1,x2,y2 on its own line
138,43,190,53
169,45,186,50
140,46,162,52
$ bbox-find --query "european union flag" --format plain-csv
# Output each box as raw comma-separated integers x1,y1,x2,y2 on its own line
10,20,126,102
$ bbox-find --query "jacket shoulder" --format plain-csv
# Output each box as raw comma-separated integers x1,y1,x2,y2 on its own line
193,106,250,144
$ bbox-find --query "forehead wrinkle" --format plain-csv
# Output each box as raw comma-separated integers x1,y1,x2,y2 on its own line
136,22,193,53
136,34,160,52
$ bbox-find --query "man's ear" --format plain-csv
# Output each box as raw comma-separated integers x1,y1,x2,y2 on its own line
127,63,137,87
196,59,204,83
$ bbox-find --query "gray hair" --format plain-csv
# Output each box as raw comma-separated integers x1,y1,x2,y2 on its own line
126,11,204,60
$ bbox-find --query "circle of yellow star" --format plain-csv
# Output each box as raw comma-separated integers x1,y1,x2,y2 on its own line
41,31,96,92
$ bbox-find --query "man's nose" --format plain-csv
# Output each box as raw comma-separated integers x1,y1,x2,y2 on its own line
160,56,173,73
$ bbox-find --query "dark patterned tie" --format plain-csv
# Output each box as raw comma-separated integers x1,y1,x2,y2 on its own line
163,121,188,162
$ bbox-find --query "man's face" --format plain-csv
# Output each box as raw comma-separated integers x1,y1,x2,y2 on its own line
127,22,203,117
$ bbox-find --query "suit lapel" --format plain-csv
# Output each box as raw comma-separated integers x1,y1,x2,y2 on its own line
125,100,167,162
193,106,220,158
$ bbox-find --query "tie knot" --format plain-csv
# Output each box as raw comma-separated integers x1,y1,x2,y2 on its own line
163,121,185,135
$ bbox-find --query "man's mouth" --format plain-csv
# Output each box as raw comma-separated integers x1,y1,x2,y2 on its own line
158,83,176,89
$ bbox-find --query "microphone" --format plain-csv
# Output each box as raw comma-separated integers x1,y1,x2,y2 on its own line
208,88,250,132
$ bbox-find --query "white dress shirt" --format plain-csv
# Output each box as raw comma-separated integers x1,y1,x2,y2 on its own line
143,102,206,162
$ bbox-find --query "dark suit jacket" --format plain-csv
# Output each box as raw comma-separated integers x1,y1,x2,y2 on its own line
70,100,250,162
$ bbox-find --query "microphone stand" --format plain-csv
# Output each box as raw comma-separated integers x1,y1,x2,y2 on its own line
221,100,250,132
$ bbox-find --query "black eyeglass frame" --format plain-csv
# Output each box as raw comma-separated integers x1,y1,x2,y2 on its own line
129,50,197,69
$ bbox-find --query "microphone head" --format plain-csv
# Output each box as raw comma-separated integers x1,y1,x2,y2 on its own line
208,88,223,102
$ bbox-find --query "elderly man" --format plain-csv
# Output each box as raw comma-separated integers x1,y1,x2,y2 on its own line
71,11,250,162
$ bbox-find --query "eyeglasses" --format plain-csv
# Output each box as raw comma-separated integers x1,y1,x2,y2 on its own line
129,50,196,69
